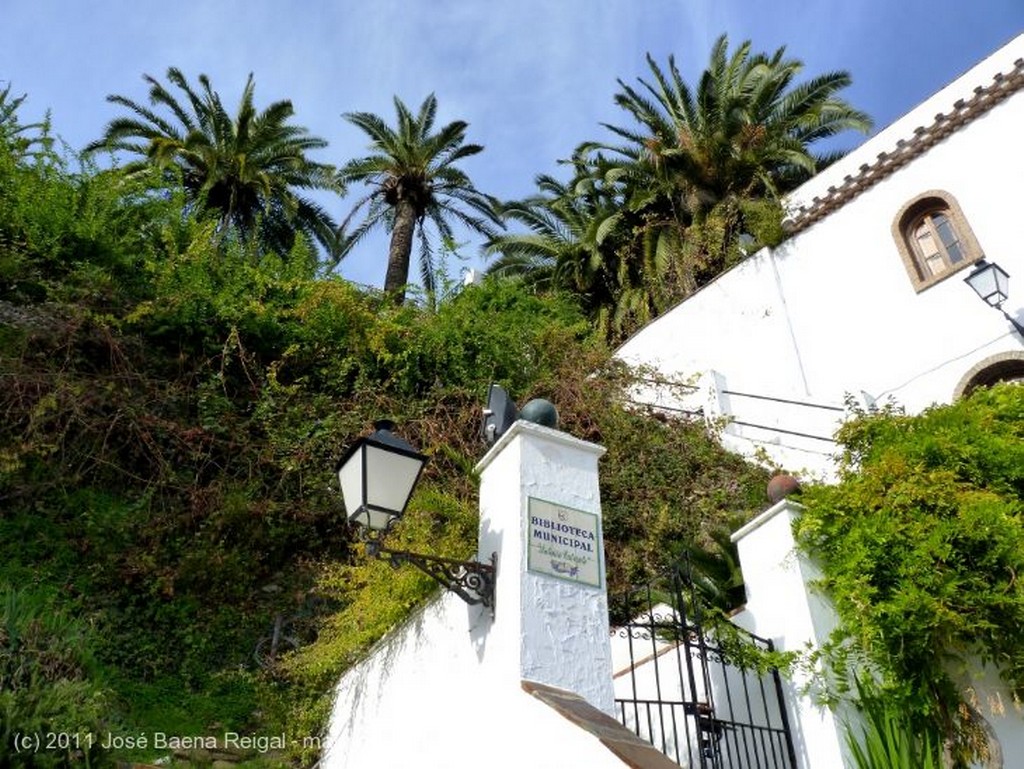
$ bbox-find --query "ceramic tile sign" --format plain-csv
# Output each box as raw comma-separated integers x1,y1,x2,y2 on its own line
527,497,602,588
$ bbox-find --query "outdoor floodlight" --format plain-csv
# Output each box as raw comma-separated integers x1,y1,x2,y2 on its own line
482,383,559,446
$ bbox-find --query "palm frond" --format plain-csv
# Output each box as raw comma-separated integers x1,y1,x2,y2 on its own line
89,67,339,261
340,94,498,300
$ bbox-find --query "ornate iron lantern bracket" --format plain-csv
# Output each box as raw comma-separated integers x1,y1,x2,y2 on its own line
338,420,496,614
364,530,496,612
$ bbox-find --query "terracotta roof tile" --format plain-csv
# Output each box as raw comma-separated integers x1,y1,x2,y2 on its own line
783,59,1024,236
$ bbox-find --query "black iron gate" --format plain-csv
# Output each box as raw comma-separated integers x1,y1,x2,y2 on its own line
610,561,798,769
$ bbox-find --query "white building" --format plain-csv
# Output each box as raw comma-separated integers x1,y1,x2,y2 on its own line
617,32,1024,478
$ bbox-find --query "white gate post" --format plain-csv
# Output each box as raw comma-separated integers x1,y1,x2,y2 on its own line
475,420,615,715
732,499,849,769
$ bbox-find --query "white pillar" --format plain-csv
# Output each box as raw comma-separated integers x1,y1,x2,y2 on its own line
475,420,615,715
731,500,849,769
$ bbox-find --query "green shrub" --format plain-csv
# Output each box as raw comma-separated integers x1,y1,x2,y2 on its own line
0,587,110,768
795,384,1024,764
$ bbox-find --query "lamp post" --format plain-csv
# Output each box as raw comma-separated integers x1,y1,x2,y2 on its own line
337,420,495,610
964,259,1024,337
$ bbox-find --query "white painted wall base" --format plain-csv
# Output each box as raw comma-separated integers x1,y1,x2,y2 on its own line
321,591,641,769
731,500,849,769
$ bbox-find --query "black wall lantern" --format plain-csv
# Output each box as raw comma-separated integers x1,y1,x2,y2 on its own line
964,259,1024,337
337,420,427,532
337,421,495,610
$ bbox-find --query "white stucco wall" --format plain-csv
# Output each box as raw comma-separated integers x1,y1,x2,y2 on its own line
730,500,849,769
959,662,1024,766
321,591,633,769
476,421,615,714
617,33,1024,477
322,421,623,768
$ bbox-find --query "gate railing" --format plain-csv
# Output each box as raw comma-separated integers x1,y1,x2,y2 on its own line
610,564,798,769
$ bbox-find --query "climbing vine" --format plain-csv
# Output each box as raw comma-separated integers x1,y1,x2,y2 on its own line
793,384,1024,765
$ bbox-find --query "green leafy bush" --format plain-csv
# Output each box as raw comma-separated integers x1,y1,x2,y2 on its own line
596,399,769,592
795,384,1024,764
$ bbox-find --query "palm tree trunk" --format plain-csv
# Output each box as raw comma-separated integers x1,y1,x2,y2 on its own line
384,200,417,303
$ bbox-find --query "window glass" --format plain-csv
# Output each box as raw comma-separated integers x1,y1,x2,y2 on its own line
914,223,942,274
934,216,963,263
924,253,944,276
894,192,981,291
914,224,937,256
912,211,963,275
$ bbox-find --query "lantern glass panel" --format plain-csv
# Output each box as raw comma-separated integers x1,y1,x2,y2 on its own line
965,261,1010,307
338,447,368,524
992,264,1010,306
364,443,423,519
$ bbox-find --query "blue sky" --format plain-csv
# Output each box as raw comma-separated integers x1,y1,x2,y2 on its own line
3,1,1022,288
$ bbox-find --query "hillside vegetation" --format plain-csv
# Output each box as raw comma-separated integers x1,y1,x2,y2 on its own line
0,122,770,766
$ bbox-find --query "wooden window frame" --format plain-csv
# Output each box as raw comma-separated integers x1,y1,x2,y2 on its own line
892,190,984,292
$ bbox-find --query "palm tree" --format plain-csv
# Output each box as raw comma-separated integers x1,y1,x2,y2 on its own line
485,171,653,337
602,35,871,206
338,94,502,303
486,174,596,291
86,68,340,256
581,34,871,294
0,84,52,160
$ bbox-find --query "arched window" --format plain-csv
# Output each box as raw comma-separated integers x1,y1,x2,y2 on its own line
892,190,983,291
954,352,1024,399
